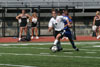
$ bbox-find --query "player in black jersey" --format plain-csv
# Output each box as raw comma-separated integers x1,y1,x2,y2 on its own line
93,11,100,39
16,10,31,41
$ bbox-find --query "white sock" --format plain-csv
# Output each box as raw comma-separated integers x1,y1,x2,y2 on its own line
19,38,21,41
54,39,58,45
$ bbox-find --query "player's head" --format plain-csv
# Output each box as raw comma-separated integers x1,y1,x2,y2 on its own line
22,10,25,14
52,10,56,18
32,12,37,17
62,10,65,13
64,10,69,16
57,11,62,16
96,11,100,15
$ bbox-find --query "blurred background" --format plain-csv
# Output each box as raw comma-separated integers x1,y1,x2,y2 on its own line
0,0,100,37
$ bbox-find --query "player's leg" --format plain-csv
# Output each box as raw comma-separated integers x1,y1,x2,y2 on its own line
24,26,27,36
35,27,39,39
57,41,63,51
19,27,23,41
31,27,34,39
54,33,61,45
68,35,79,51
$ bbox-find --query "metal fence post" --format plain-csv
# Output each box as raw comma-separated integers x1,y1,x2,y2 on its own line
38,6,40,36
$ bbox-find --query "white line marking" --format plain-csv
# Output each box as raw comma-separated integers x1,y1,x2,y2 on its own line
86,52,96,54
40,53,50,55
0,53,100,59
93,45,100,47
0,42,100,46
1,46,100,52
0,47,48,49
0,64,37,67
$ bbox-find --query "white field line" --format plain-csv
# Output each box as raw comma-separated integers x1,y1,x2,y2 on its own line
0,47,49,49
0,53,100,59
0,64,37,67
0,42,100,46
93,45,100,47
86,52,96,54
0,46,100,52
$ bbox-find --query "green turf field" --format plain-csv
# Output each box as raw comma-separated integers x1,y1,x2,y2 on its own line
0,42,100,67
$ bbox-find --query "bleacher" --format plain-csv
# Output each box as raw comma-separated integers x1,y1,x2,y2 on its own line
0,0,99,36
0,0,100,8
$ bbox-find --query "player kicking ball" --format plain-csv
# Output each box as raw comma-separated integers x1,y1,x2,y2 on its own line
53,10,79,52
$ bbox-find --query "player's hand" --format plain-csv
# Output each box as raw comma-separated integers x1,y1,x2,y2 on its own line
48,29,51,32
68,23,72,27
48,28,52,32
68,24,72,27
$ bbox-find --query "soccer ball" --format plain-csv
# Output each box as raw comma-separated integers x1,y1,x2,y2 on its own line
51,46,58,52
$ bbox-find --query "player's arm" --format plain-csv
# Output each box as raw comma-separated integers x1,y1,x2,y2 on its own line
48,27,53,32
48,19,53,32
66,19,72,27
26,14,31,19
63,17,72,27
93,17,96,25
29,17,32,23
16,14,21,20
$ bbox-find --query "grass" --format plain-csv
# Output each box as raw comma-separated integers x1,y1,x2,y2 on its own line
0,42,100,67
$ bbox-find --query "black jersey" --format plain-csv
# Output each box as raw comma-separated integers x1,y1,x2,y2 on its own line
20,15,28,27
95,16,100,26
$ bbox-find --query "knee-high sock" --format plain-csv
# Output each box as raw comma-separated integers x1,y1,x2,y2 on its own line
54,39,58,45
57,41,62,49
68,36,76,49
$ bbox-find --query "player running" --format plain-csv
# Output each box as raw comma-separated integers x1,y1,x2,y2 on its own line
48,10,65,51
53,10,79,51
16,10,31,41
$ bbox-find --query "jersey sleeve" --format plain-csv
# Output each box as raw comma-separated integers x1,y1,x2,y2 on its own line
48,18,53,27
63,16,68,20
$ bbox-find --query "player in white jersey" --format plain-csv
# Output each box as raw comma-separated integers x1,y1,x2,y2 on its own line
48,10,68,51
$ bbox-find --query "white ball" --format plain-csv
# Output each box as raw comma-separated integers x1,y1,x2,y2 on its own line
51,46,58,52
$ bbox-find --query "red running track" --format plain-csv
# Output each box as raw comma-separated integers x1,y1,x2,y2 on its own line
0,36,100,43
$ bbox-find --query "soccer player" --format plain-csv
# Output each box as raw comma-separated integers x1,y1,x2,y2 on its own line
31,12,39,39
53,10,79,51
16,10,31,41
48,10,65,51
93,11,100,39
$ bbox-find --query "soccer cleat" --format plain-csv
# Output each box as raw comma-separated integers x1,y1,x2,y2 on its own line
75,48,79,51
31,36,34,39
36,36,39,39
57,48,63,51
19,38,21,41
97,35,100,39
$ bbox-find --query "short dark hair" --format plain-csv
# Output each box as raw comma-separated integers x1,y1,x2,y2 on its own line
57,10,62,15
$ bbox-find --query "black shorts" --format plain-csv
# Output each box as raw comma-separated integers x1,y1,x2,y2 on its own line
95,20,100,26
31,22,37,27
54,30,63,38
20,22,27,27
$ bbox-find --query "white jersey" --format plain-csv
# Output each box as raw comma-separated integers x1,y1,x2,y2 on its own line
48,16,68,31
32,18,37,23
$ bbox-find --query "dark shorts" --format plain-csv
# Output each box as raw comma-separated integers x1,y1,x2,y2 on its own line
31,22,37,27
54,30,63,38
95,20,100,26
60,29,72,38
20,22,27,27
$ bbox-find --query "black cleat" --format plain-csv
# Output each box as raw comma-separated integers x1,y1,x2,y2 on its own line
75,48,79,51
57,48,63,51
